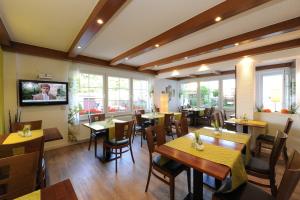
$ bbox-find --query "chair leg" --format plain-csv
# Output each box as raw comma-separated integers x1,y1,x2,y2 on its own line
186,168,191,194
94,136,97,157
270,173,277,196
170,177,175,200
88,134,92,151
141,131,143,147
115,148,118,173
129,144,135,163
283,146,289,167
132,126,136,144
255,140,260,156
145,164,152,192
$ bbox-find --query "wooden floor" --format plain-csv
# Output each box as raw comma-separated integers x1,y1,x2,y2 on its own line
45,132,300,200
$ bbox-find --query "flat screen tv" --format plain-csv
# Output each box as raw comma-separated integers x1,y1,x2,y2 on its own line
19,80,68,106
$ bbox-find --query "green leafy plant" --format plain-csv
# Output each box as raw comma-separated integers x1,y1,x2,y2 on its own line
68,105,82,125
256,104,263,112
289,103,299,114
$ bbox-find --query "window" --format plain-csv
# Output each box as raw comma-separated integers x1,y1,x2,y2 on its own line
199,80,219,107
223,79,235,110
108,76,130,113
78,73,104,116
257,67,295,112
180,82,197,106
133,79,150,111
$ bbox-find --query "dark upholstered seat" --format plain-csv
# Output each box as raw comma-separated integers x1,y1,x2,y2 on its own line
245,157,270,174
256,134,275,143
107,138,129,145
153,155,185,175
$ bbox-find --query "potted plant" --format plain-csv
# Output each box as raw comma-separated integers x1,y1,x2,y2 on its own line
68,105,82,142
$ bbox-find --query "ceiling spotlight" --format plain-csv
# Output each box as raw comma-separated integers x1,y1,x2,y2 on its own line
155,44,160,48
215,16,222,22
184,57,188,60
97,19,104,24
198,65,210,72
172,70,179,76
234,43,239,46
125,57,129,60
77,46,82,49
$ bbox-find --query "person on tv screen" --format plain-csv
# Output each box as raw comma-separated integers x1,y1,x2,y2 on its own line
33,83,56,100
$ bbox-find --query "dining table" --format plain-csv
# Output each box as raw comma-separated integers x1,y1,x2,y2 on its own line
82,118,126,162
182,108,205,126
0,127,63,144
155,127,250,200
224,118,267,133
141,112,182,125
16,179,78,200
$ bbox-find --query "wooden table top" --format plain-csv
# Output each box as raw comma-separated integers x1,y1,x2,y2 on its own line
41,179,78,200
0,128,63,144
155,133,245,180
141,113,165,119
182,108,205,112
225,118,267,128
82,119,126,131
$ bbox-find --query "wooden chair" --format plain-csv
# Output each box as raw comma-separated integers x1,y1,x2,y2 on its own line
11,120,42,132
88,113,105,155
198,107,214,126
132,114,146,147
135,109,145,115
246,130,288,196
213,150,300,200
174,117,189,138
212,111,225,128
145,125,191,200
103,120,135,173
255,118,293,166
0,136,45,189
0,152,40,200
164,113,175,139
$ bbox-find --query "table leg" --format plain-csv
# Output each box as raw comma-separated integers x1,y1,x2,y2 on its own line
242,125,248,134
193,169,203,200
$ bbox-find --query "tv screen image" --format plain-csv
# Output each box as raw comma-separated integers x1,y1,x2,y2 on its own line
19,80,68,106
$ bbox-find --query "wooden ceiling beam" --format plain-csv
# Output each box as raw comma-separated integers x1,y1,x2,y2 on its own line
110,0,271,65
0,17,11,46
158,38,300,74
2,41,157,75
139,17,300,71
68,0,127,57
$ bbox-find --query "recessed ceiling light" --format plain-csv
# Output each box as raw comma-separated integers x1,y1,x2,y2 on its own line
215,16,222,22
97,19,104,24
125,57,129,60
77,46,82,49
235,43,239,46
155,44,160,48
198,65,210,72
172,70,179,76
184,57,188,60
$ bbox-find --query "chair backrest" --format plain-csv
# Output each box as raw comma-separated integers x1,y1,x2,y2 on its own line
145,125,166,154
11,120,42,132
223,109,228,120
203,108,210,116
175,118,189,138
209,107,215,116
269,130,288,169
283,117,293,135
181,111,189,119
155,107,160,112
89,114,105,123
134,114,143,126
0,152,39,200
212,111,225,128
135,109,145,115
114,120,134,141
276,150,300,200
164,113,174,131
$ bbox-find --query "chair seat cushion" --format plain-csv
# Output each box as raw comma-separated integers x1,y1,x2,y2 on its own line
107,138,129,146
153,155,185,175
256,134,275,143
214,182,274,200
246,157,270,174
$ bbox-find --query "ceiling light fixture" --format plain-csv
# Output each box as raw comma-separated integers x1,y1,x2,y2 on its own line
125,57,129,60
172,70,179,76
77,46,82,49
215,16,222,22
235,43,239,46
97,19,104,24
155,44,160,48
198,65,210,72
184,57,188,60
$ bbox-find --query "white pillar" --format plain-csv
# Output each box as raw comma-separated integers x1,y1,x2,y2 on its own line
236,57,256,119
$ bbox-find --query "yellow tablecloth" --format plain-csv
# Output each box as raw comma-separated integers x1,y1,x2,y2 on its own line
195,127,251,164
165,136,248,191
15,190,40,200
3,130,43,145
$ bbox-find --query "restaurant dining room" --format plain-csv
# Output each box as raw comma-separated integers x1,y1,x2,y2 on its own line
1,0,300,200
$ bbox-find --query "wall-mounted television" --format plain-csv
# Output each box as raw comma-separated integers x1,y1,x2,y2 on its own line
19,80,68,106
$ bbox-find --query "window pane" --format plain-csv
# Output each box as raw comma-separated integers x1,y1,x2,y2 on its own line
108,76,130,113
180,82,197,106
133,80,149,111
200,80,219,107
223,79,235,110
263,74,283,111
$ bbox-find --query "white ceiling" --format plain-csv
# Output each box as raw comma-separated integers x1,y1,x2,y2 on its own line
0,0,99,51
0,0,299,78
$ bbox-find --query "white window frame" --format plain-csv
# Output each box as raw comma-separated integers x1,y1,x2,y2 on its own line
132,79,151,112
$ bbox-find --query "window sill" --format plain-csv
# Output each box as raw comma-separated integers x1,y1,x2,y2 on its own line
254,111,297,116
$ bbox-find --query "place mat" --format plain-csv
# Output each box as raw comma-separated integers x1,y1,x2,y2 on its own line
195,127,251,164
15,190,40,200
165,136,247,191
3,130,43,145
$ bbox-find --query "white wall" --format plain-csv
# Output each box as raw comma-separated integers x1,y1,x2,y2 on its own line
2,52,154,149
153,78,179,112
